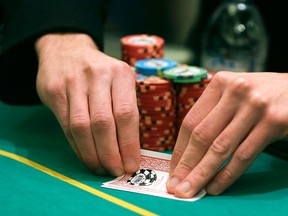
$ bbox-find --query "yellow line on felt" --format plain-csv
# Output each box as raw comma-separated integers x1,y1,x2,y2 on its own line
0,149,158,216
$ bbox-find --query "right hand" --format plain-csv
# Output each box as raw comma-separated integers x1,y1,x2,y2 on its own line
167,71,288,198
35,33,141,176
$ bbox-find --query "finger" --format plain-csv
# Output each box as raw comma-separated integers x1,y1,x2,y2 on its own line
169,75,223,175
112,64,141,173
172,97,261,198
36,72,84,165
89,73,124,176
168,77,254,195
206,122,272,195
54,105,86,162
67,80,106,174
167,76,238,193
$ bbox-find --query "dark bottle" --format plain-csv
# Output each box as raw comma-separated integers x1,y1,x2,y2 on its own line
200,0,269,72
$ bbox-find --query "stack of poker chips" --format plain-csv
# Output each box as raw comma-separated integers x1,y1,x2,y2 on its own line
120,34,215,152
121,34,164,66
176,72,214,131
135,74,177,151
162,66,214,132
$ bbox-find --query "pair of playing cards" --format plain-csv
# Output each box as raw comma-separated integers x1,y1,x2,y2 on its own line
102,149,206,202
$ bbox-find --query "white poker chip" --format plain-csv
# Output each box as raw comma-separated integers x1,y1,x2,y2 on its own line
127,169,157,186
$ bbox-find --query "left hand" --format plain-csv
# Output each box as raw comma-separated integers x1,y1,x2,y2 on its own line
35,33,140,176
166,71,288,198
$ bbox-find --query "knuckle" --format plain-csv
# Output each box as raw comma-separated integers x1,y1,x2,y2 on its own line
181,111,199,131
210,135,230,157
229,77,250,97
248,92,268,110
102,59,130,75
172,147,185,161
114,60,130,72
91,112,114,131
178,159,196,173
193,166,209,181
265,108,288,129
235,147,254,163
43,80,65,97
221,168,234,182
265,108,277,123
70,116,90,131
264,101,288,123
114,103,138,123
119,138,137,148
191,125,211,148
211,71,229,85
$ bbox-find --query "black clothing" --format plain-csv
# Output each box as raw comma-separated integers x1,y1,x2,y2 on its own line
0,0,111,105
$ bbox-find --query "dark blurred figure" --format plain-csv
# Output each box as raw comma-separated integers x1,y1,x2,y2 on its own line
188,0,288,72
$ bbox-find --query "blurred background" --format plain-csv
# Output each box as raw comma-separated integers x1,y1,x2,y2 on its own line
104,0,205,65
103,0,287,72
0,0,285,72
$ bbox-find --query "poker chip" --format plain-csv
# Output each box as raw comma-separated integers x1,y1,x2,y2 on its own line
163,66,208,83
127,169,157,186
121,34,165,66
135,74,177,151
135,58,178,76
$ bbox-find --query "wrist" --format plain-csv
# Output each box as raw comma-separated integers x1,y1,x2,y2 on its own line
35,33,99,58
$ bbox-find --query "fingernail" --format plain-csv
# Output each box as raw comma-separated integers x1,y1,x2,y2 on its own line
168,176,181,189
178,181,192,193
207,181,219,194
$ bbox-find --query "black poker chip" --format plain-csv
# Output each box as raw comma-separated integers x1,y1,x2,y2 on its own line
127,169,157,186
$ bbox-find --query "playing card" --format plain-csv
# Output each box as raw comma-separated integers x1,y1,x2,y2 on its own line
102,149,206,202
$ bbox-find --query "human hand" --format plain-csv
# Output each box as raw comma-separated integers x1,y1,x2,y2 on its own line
35,33,140,176
167,71,288,197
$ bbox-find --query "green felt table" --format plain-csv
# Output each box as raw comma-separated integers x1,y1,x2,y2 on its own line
1,101,288,216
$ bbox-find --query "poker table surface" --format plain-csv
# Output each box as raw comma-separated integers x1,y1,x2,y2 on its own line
1,101,288,216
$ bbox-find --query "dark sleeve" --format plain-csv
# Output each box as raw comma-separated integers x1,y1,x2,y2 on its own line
254,0,288,72
0,0,111,105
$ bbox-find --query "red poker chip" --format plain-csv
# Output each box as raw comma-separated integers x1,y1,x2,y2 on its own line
136,75,173,86
140,114,176,122
122,49,164,57
137,93,175,100
121,34,165,66
140,139,176,145
121,34,164,48
136,85,174,92
177,97,197,105
141,145,173,152
137,99,176,108
139,121,174,129
139,110,176,118
139,125,175,131
140,129,176,138
140,139,175,147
